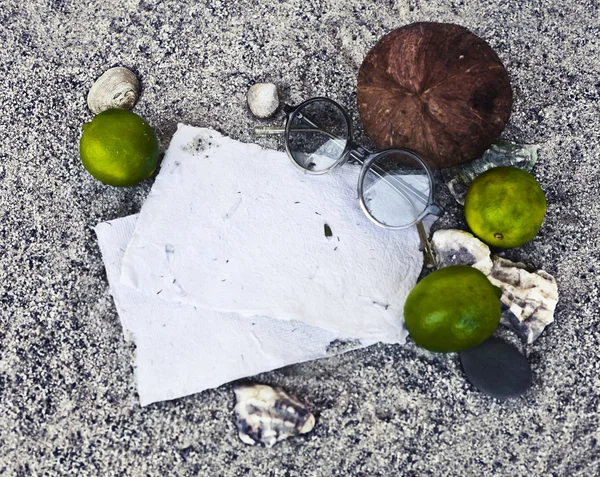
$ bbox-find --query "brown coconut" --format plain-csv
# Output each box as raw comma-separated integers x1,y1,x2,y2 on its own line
357,22,513,170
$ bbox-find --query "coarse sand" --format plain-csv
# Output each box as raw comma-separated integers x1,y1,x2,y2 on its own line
0,0,599,475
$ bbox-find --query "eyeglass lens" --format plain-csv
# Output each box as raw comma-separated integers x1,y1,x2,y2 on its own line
361,151,431,228
287,100,349,172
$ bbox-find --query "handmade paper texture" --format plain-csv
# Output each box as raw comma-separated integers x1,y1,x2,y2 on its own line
96,215,370,406
121,125,424,343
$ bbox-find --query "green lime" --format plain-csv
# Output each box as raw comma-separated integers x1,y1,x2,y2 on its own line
464,166,546,248
404,265,501,353
79,109,159,187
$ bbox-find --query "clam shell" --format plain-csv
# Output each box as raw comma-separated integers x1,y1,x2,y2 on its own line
87,67,139,114
233,384,315,447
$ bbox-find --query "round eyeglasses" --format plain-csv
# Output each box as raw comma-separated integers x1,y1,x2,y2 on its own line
255,97,443,262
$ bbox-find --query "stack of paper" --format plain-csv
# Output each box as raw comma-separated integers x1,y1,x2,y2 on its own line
95,125,428,406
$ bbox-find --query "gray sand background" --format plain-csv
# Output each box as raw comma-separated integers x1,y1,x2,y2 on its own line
1,0,599,475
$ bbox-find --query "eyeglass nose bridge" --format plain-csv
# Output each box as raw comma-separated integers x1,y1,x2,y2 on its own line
345,141,370,161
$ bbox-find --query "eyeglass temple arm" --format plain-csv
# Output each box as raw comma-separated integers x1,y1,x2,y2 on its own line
255,106,341,140
255,126,286,135
417,221,438,269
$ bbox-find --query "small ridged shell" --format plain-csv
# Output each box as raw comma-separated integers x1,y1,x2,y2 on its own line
233,384,315,448
87,67,139,114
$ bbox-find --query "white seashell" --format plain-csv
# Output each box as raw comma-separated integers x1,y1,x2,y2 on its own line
87,67,140,114
431,229,558,343
247,83,279,118
233,384,315,447
431,229,493,275
488,256,559,344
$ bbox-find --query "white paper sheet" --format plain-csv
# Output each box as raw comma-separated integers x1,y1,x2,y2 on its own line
120,125,425,343
95,215,372,406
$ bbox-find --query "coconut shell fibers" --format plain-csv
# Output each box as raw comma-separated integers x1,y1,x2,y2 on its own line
357,22,513,170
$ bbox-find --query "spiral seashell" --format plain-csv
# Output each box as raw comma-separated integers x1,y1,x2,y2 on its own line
87,67,140,114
